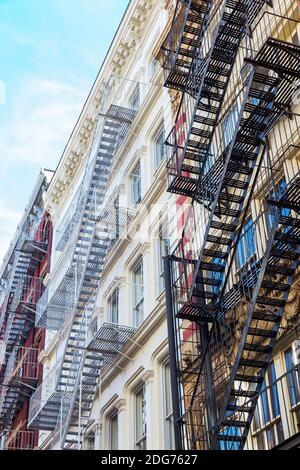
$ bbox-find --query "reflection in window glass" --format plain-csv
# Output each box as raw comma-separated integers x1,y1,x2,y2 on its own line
135,385,147,450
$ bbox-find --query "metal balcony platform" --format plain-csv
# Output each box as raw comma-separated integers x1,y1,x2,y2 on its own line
88,322,137,369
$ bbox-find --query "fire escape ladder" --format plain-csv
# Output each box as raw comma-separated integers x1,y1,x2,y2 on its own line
50,106,137,450
212,176,300,450
162,0,212,94
176,68,282,322
167,0,251,200
176,36,300,321
164,29,300,449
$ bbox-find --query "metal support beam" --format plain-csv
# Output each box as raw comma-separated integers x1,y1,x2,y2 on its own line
163,256,183,450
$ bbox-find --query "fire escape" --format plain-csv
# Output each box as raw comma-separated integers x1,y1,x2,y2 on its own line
0,206,49,448
28,94,138,449
162,0,300,450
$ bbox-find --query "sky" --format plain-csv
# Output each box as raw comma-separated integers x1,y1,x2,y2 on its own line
0,0,129,262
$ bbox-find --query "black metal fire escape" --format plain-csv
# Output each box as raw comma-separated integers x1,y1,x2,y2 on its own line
162,0,300,450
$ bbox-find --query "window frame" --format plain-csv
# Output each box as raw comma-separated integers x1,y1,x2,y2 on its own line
135,384,147,450
109,410,119,451
131,163,142,207
154,125,166,170
157,224,169,295
108,287,119,325
132,258,144,328
130,86,140,112
162,361,175,450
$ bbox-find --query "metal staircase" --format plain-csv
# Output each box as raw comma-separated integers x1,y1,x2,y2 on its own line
162,0,300,451
40,104,137,449
166,0,252,199
214,175,300,449
161,0,212,93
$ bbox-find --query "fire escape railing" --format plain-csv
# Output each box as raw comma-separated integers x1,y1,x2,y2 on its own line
162,0,300,450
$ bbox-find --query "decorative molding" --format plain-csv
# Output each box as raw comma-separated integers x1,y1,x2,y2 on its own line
46,0,157,211
115,398,127,413
141,369,155,385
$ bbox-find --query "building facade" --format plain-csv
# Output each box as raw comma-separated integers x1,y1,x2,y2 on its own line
162,0,300,451
0,0,300,452
0,170,53,450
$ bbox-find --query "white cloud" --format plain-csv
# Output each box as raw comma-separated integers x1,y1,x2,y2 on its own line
0,77,86,171
0,203,22,262
0,77,87,262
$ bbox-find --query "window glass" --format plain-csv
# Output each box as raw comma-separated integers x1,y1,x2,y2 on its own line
135,385,147,450
268,362,280,418
130,87,140,111
131,164,141,207
109,288,119,324
236,217,256,268
109,413,118,450
133,260,144,327
285,348,300,406
164,363,175,449
158,231,169,294
222,105,239,148
154,127,166,169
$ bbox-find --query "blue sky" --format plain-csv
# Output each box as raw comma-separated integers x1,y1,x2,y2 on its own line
0,0,129,261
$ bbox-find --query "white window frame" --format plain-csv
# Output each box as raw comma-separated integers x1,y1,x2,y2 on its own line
109,411,118,450
154,125,166,169
131,163,142,207
157,224,169,295
135,384,147,450
163,361,175,450
132,258,144,328
130,86,140,112
108,287,119,324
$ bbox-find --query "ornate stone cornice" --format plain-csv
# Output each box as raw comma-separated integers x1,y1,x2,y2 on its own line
47,0,157,212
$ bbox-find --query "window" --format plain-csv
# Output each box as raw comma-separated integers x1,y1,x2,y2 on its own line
154,126,166,169
268,362,281,419
133,259,144,327
268,179,290,229
135,385,147,450
158,227,169,294
285,348,300,406
131,164,141,207
109,288,119,324
236,217,256,268
86,432,95,451
222,105,239,148
130,86,140,111
112,195,120,244
164,363,175,449
292,31,300,46
252,362,284,449
109,412,118,450
149,58,159,79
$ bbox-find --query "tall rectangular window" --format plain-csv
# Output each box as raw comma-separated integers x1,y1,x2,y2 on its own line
222,105,239,148
285,348,300,406
164,363,175,449
113,195,120,242
158,232,169,294
133,259,144,327
268,362,280,418
236,217,256,268
131,164,141,207
130,86,140,111
154,126,166,169
109,412,118,450
135,385,147,450
86,432,95,451
109,288,119,324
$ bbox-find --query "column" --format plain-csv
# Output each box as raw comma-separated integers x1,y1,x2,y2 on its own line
115,398,127,450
